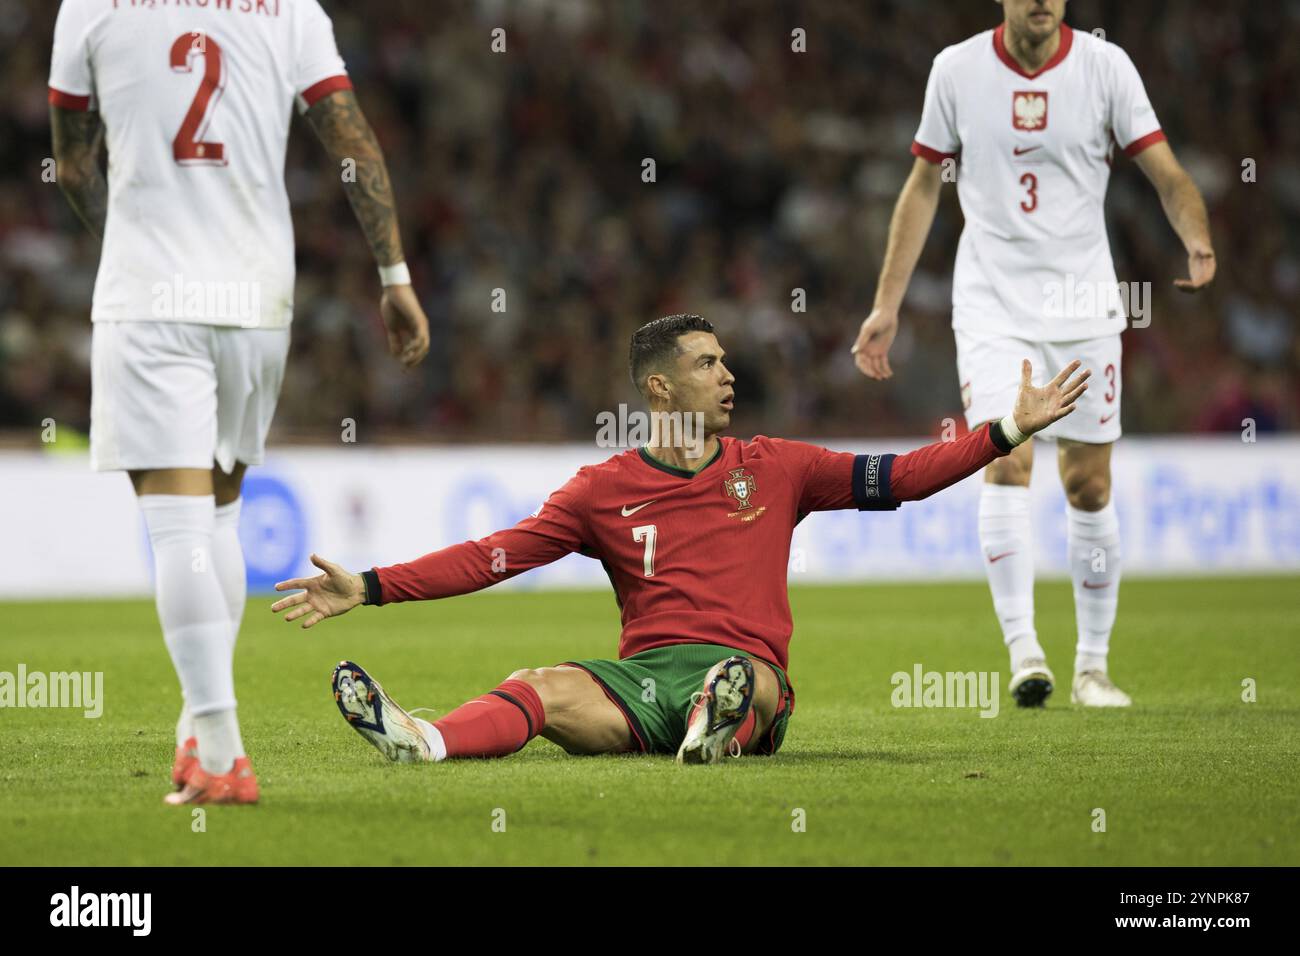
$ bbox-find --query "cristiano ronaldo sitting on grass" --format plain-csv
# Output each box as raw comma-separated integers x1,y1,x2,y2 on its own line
272,314,1090,765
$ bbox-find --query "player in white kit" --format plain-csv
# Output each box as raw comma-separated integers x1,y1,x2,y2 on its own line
49,0,431,802
851,0,1214,707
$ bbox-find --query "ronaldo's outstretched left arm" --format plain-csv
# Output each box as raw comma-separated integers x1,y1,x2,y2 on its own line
884,359,1090,502
1134,141,1216,292
796,360,1091,512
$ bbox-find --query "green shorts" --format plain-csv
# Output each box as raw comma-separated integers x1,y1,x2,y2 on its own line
560,643,795,756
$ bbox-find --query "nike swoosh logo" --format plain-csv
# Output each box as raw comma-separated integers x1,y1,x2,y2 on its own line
621,501,657,517
1082,581,1110,589
987,551,1017,563
1099,411,1118,424
1013,146,1042,156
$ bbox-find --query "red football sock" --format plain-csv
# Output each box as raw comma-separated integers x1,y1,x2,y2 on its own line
433,679,546,758
733,709,758,749
734,681,789,752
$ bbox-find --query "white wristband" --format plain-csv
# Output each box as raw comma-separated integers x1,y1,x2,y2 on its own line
998,413,1029,448
378,261,410,287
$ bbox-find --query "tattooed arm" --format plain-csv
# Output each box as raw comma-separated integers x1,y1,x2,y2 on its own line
50,106,107,240
305,88,402,265
305,88,429,367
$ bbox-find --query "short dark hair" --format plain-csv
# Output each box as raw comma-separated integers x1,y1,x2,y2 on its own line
628,314,715,398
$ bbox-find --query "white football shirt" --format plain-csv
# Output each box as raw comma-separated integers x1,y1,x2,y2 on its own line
49,0,351,329
912,24,1165,341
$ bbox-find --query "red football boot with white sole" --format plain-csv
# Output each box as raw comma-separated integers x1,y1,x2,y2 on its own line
164,756,259,805
171,736,199,790
676,656,755,764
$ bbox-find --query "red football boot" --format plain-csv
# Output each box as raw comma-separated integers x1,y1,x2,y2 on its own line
164,756,259,805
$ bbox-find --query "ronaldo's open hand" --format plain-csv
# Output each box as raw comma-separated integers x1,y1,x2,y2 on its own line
1012,359,1091,437
271,553,365,629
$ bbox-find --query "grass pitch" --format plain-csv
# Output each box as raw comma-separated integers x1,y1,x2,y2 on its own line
1,577,1297,866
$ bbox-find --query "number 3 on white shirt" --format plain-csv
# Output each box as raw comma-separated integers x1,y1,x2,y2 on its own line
1019,172,1038,213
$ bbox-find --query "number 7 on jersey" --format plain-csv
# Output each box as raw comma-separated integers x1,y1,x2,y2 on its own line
632,525,657,577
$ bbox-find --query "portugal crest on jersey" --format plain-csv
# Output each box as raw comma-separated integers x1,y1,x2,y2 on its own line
1012,91,1048,130
723,468,757,510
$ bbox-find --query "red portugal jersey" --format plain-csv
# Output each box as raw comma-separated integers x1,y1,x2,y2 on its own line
367,423,1014,676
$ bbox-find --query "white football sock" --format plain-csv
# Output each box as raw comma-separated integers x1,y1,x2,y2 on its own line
414,717,448,761
194,709,244,776
176,500,245,750
140,494,241,774
1068,501,1121,674
212,498,247,647
175,496,241,749
175,703,195,748
978,484,1044,671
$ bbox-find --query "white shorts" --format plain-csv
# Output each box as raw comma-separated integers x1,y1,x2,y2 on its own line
90,321,291,473
955,329,1122,444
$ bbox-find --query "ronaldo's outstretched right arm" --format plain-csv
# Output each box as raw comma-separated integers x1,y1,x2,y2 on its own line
271,473,593,629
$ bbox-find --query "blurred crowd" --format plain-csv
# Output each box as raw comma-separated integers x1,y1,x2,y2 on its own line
1,0,1296,444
